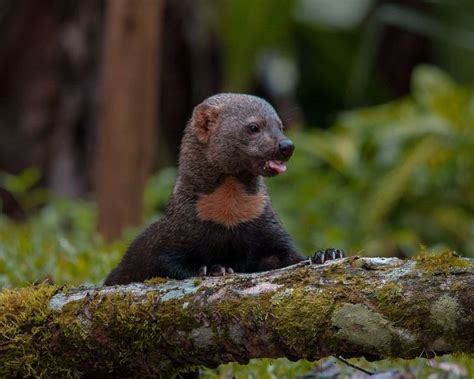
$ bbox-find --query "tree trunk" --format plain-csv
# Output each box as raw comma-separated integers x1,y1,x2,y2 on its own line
1,253,474,378
0,0,102,197
96,0,163,240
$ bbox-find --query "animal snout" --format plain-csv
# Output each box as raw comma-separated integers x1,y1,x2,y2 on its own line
278,139,294,159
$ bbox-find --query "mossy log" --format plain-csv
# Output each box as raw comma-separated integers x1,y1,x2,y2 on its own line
2,253,474,378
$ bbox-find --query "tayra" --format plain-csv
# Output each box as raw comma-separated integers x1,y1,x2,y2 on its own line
105,93,344,286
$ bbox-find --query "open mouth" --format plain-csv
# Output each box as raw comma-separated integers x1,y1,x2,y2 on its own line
263,160,287,175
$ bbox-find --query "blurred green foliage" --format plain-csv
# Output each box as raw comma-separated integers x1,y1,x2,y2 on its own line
0,197,126,287
219,0,474,126
0,167,180,288
220,0,297,92
270,65,474,257
0,169,49,213
0,65,473,289
0,65,474,377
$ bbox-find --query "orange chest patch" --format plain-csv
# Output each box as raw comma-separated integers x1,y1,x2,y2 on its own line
196,177,267,228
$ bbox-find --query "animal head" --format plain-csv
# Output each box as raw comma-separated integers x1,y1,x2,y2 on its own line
190,93,294,177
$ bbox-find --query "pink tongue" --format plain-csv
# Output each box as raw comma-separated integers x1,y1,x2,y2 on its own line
268,160,287,174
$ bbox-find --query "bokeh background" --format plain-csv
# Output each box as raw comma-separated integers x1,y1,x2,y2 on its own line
1,0,474,376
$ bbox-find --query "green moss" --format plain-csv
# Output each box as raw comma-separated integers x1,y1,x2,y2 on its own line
376,288,431,332
213,293,269,329
53,288,202,376
0,284,80,378
451,281,466,292
371,281,426,332
369,255,472,351
251,303,267,325
274,266,314,286
415,251,471,274
273,261,359,292
374,282,403,303
0,283,209,377
270,288,335,357
144,276,170,285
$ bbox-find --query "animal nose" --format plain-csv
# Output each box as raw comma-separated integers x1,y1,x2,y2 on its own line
279,139,294,158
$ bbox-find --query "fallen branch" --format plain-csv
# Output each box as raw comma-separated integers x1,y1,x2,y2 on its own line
1,253,474,378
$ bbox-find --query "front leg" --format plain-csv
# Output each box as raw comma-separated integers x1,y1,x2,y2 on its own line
251,207,345,272
253,251,301,272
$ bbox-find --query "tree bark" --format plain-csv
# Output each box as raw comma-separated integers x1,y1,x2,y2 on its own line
96,0,163,240
1,254,474,378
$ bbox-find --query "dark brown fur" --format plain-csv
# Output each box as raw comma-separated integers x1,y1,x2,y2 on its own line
104,94,305,285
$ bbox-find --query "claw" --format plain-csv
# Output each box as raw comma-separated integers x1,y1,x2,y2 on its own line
199,265,235,277
312,248,346,265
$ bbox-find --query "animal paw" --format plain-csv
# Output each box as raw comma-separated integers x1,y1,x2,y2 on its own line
198,265,234,277
311,248,345,264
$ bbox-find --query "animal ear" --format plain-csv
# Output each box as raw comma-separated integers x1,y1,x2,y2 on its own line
192,103,219,143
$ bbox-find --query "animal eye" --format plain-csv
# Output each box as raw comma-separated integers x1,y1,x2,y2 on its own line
247,123,260,133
